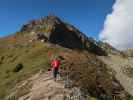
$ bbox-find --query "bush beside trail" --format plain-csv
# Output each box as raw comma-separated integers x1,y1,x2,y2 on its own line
60,51,133,100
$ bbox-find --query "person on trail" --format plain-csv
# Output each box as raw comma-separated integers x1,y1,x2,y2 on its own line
51,57,60,82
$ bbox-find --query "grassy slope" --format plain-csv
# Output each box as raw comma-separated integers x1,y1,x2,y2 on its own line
0,35,96,99
0,36,58,99
0,35,132,100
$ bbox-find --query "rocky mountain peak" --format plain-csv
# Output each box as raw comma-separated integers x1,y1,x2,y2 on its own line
20,15,62,32
19,15,107,56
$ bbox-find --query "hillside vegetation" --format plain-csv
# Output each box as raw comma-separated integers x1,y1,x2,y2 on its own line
0,37,52,98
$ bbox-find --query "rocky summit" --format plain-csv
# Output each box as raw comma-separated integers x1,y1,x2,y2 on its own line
19,15,107,56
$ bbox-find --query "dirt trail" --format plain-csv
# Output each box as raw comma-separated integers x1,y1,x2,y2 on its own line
99,55,133,96
19,71,73,100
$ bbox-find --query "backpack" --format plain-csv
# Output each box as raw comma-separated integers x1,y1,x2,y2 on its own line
52,60,60,69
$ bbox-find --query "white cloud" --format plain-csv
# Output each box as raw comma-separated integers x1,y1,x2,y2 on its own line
99,0,133,50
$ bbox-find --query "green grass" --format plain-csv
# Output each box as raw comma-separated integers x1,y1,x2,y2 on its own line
0,38,59,99
8,95,17,100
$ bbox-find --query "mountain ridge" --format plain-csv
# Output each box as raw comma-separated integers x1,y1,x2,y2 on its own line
15,15,108,56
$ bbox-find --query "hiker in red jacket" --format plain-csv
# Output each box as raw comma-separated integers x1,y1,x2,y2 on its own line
51,58,60,81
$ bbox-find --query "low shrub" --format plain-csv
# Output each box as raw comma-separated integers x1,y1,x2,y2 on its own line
13,63,23,73
8,95,17,100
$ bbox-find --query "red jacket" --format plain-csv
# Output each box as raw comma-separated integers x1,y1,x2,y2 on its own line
51,60,60,69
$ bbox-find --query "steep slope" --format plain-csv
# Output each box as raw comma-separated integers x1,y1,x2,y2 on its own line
6,48,133,100
99,54,133,96
0,38,52,99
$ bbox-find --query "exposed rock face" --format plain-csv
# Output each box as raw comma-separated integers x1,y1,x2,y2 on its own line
98,41,120,55
20,15,107,56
